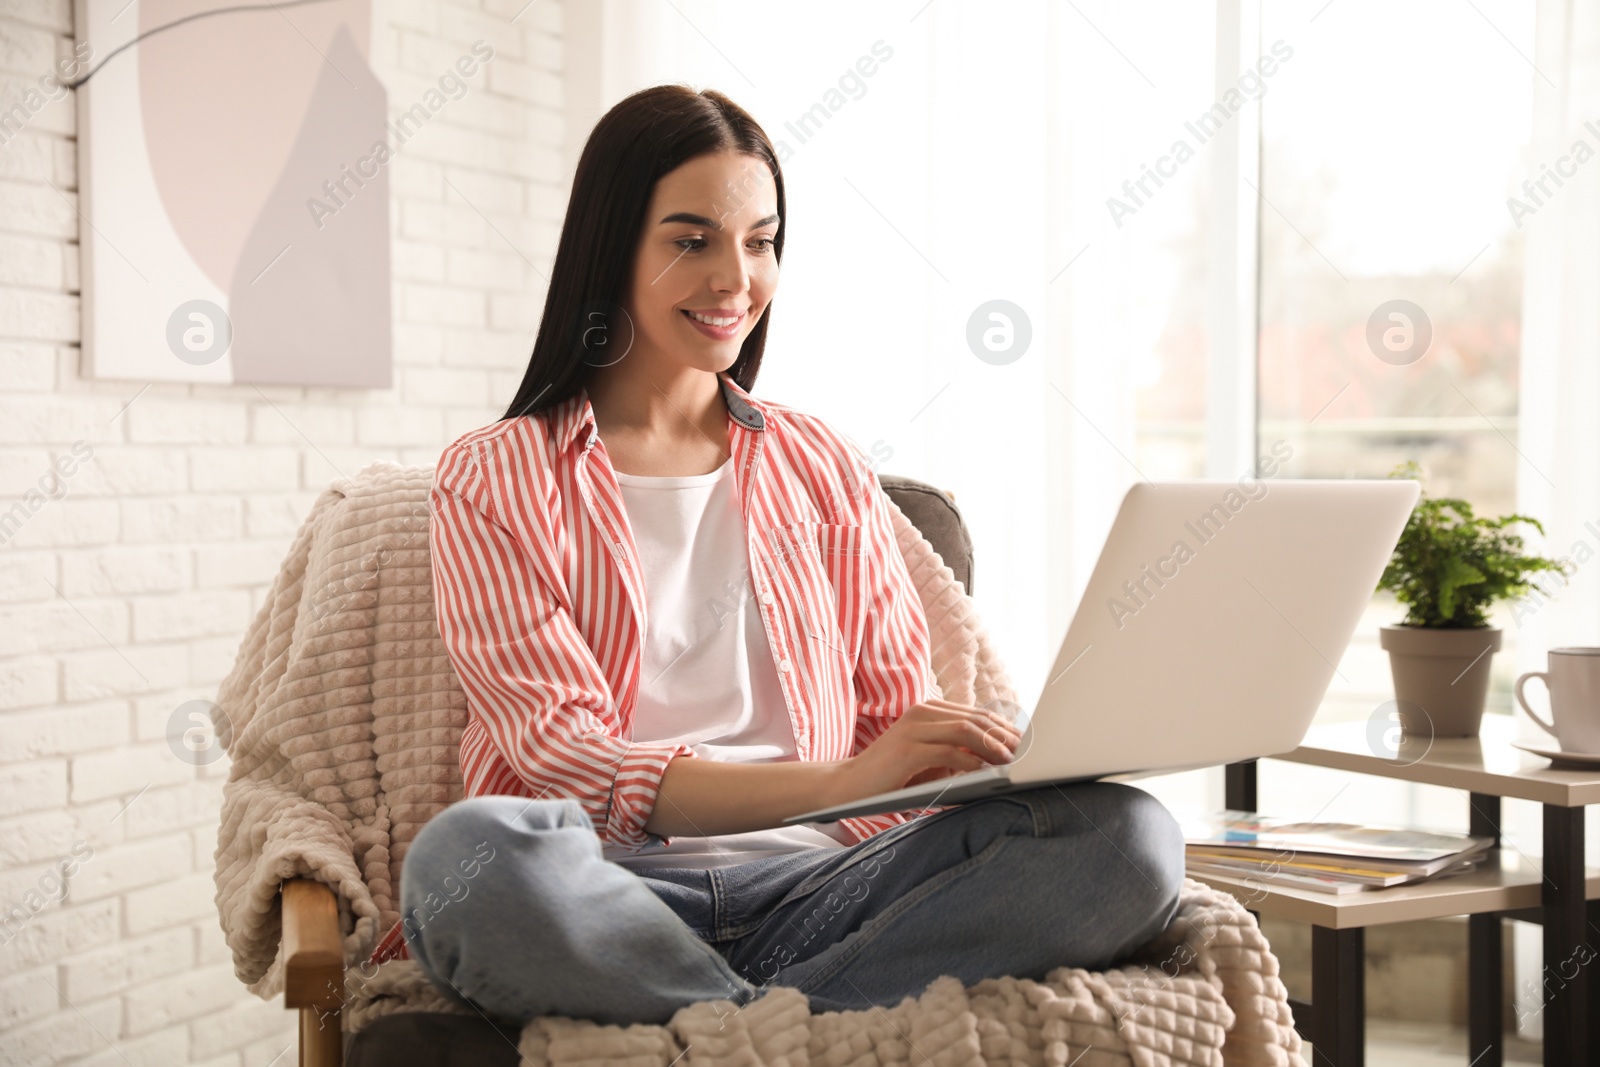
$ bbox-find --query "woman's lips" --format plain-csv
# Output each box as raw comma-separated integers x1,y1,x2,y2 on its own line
681,309,744,340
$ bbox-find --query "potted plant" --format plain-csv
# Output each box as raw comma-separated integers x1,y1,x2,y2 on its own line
1375,461,1573,737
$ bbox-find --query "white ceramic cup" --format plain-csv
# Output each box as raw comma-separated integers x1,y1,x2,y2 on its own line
1515,647,1600,754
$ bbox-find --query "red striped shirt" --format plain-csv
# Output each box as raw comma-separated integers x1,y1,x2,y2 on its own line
366,371,942,966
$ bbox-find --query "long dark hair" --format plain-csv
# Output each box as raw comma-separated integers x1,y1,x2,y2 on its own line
499,85,786,422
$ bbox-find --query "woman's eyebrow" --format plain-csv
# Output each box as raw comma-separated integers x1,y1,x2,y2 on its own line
658,211,780,231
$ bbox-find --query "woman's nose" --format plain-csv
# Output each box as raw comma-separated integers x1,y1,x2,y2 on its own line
709,248,752,294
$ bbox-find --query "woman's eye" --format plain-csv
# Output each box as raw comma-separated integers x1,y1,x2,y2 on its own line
673,236,774,254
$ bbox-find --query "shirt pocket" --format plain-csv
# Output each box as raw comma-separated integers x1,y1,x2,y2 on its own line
765,521,869,668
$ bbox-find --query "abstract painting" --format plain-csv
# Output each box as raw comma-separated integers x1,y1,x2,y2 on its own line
77,0,391,387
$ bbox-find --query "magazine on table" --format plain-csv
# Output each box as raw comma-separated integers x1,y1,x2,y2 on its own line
1180,810,1494,895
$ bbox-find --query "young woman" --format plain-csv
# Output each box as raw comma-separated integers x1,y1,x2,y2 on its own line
398,84,1185,1027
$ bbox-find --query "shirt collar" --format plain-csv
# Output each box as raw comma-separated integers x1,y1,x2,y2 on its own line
552,370,767,454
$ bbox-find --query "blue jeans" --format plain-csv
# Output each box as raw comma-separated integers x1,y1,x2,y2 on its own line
398,782,1185,1027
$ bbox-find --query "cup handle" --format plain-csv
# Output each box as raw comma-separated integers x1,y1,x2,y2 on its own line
1514,672,1558,738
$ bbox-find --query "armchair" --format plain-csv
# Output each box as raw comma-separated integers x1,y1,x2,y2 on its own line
272,471,976,1066
224,465,1299,1067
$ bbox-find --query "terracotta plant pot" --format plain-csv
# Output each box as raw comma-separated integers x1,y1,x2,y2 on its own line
1378,625,1503,738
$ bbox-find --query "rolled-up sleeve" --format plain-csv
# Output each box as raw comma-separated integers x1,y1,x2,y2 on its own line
429,442,698,850
831,449,953,845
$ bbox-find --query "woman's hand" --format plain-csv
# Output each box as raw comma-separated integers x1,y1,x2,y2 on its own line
839,699,1023,802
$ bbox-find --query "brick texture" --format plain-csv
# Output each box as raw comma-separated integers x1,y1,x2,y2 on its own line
0,1,563,1060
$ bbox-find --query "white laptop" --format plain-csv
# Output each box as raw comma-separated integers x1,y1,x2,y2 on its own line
783,478,1420,825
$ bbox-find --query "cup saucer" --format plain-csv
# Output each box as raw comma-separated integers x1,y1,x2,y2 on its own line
1510,740,1600,768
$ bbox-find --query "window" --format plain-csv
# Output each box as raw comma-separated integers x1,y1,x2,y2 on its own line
1257,0,1536,722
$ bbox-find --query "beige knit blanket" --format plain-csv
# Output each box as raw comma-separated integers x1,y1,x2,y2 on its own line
212,461,1301,1066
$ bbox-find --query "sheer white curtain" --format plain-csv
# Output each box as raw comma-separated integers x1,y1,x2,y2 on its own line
1508,0,1600,1036
565,1,1224,756
1519,2,1600,664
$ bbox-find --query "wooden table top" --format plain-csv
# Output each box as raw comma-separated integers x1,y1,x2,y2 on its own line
1268,714,1600,807
1188,849,1600,929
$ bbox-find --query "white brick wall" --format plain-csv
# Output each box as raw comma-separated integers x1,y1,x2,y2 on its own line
0,0,563,1061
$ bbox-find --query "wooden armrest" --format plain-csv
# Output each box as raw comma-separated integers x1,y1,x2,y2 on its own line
282,878,344,1010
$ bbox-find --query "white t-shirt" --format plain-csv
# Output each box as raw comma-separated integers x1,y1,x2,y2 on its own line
601,455,852,869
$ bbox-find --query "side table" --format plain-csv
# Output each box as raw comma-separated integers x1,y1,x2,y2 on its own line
1222,714,1600,1067
1188,851,1600,1067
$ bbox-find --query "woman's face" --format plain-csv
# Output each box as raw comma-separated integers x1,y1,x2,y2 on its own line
621,150,780,374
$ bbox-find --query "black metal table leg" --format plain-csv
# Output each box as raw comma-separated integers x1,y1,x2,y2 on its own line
1226,761,1262,922
1224,759,1257,812
1469,914,1504,1065
1542,804,1587,1067
1311,925,1364,1067
1590,899,1600,1067
1469,793,1503,1067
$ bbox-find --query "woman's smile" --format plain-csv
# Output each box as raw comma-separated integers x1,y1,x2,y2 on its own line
680,306,747,341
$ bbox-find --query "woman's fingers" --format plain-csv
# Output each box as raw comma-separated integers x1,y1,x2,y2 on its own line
915,719,1018,762
915,742,989,774
922,698,999,715
915,704,1020,750
886,702,1022,787
967,711,1023,749
971,721,1020,760
917,699,1019,728
920,699,1021,733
